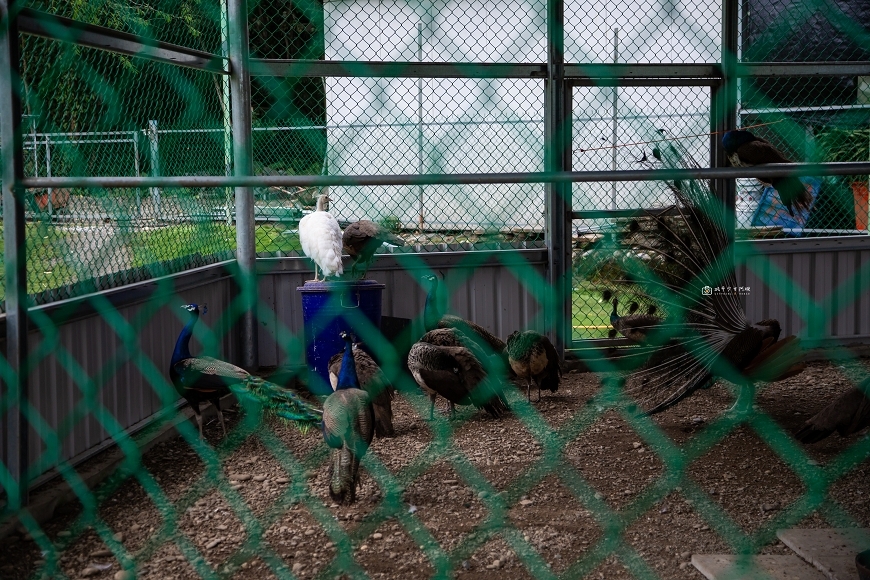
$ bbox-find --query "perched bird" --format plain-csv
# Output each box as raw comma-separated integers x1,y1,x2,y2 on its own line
321,332,374,504
505,330,561,402
721,130,812,216
603,137,806,415
299,192,343,281
795,378,870,443
604,291,662,344
343,220,405,279
407,328,509,420
170,304,322,438
328,341,395,437
421,274,507,354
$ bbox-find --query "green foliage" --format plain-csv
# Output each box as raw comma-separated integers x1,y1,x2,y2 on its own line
378,214,403,233
816,127,870,163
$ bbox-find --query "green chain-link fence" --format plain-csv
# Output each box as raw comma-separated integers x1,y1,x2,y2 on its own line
2,0,870,578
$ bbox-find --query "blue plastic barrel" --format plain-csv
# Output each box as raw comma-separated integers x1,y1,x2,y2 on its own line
297,279,385,395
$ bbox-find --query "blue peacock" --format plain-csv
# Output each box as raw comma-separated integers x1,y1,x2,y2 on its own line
321,332,374,504
170,303,322,438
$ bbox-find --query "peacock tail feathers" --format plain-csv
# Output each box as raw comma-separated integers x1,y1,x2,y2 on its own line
230,376,322,433
582,132,805,414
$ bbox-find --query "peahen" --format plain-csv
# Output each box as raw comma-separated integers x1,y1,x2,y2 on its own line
343,220,405,279
299,192,343,281
604,291,662,344
421,273,509,373
721,130,812,216
170,304,322,438
328,340,395,437
795,377,870,443
505,330,561,402
597,136,806,415
407,327,509,419
321,332,374,504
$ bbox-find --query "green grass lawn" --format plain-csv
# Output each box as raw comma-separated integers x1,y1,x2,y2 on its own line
127,223,302,267
0,222,303,300
4,223,630,344
573,281,613,340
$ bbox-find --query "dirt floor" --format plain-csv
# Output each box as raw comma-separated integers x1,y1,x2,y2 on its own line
1,357,869,580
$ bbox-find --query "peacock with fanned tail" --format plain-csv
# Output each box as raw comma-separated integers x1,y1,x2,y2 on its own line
593,136,806,415
170,304,322,438
321,332,374,504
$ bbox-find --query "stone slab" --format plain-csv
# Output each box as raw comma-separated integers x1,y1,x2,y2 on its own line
778,528,870,580
692,554,828,580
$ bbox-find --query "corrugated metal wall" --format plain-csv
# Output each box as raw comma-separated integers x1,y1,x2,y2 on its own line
255,248,548,367
4,240,868,487
737,236,870,345
1,263,240,487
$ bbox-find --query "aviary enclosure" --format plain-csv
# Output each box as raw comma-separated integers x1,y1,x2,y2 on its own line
1,0,870,578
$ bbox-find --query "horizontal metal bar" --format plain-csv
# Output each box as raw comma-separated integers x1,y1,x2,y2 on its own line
20,162,870,189
251,59,548,78
249,60,870,81
740,61,870,77
740,103,870,115
572,207,682,219
251,60,723,80
737,233,870,254
569,78,721,87
565,63,721,78
18,8,227,73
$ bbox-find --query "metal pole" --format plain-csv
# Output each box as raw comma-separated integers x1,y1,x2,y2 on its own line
1,0,30,507
713,0,739,239
132,130,141,215
417,22,424,233
221,0,233,226
147,119,162,220
610,28,618,210
228,0,258,370
545,0,570,359
45,133,52,215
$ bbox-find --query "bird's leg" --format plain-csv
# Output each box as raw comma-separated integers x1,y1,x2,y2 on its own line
429,394,436,420
216,406,227,437
526,379,532,403
450,402,456,419
727,382,756,416
313,264,320,282
537,381,542,403
194,411,204,439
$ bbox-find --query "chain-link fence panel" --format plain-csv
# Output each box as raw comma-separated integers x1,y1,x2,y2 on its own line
571,85,711,341
735,0,870,238
564,0,721,63
23,0,223,53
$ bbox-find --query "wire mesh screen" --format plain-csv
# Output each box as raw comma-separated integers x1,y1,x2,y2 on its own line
564,0,721,63
2,1,870,580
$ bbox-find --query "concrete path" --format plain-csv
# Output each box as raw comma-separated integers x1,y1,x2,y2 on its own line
692,528,870,580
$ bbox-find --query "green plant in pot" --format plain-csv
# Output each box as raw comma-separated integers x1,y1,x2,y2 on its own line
816,127,870,231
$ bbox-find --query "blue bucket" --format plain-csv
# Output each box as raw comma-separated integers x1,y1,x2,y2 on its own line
297,279,385,395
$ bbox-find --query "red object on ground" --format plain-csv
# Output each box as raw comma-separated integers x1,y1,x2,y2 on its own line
852,181,869,231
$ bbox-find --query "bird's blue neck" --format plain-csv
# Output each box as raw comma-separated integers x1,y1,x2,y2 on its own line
171,312,198,365
722,130,754,153
336,339,360,390
610,301,620,325
423,280,440,330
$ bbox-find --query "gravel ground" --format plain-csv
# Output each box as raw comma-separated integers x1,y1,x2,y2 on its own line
1,357,869,580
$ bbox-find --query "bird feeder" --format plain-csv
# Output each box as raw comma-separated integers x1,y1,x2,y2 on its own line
297,279,385,395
